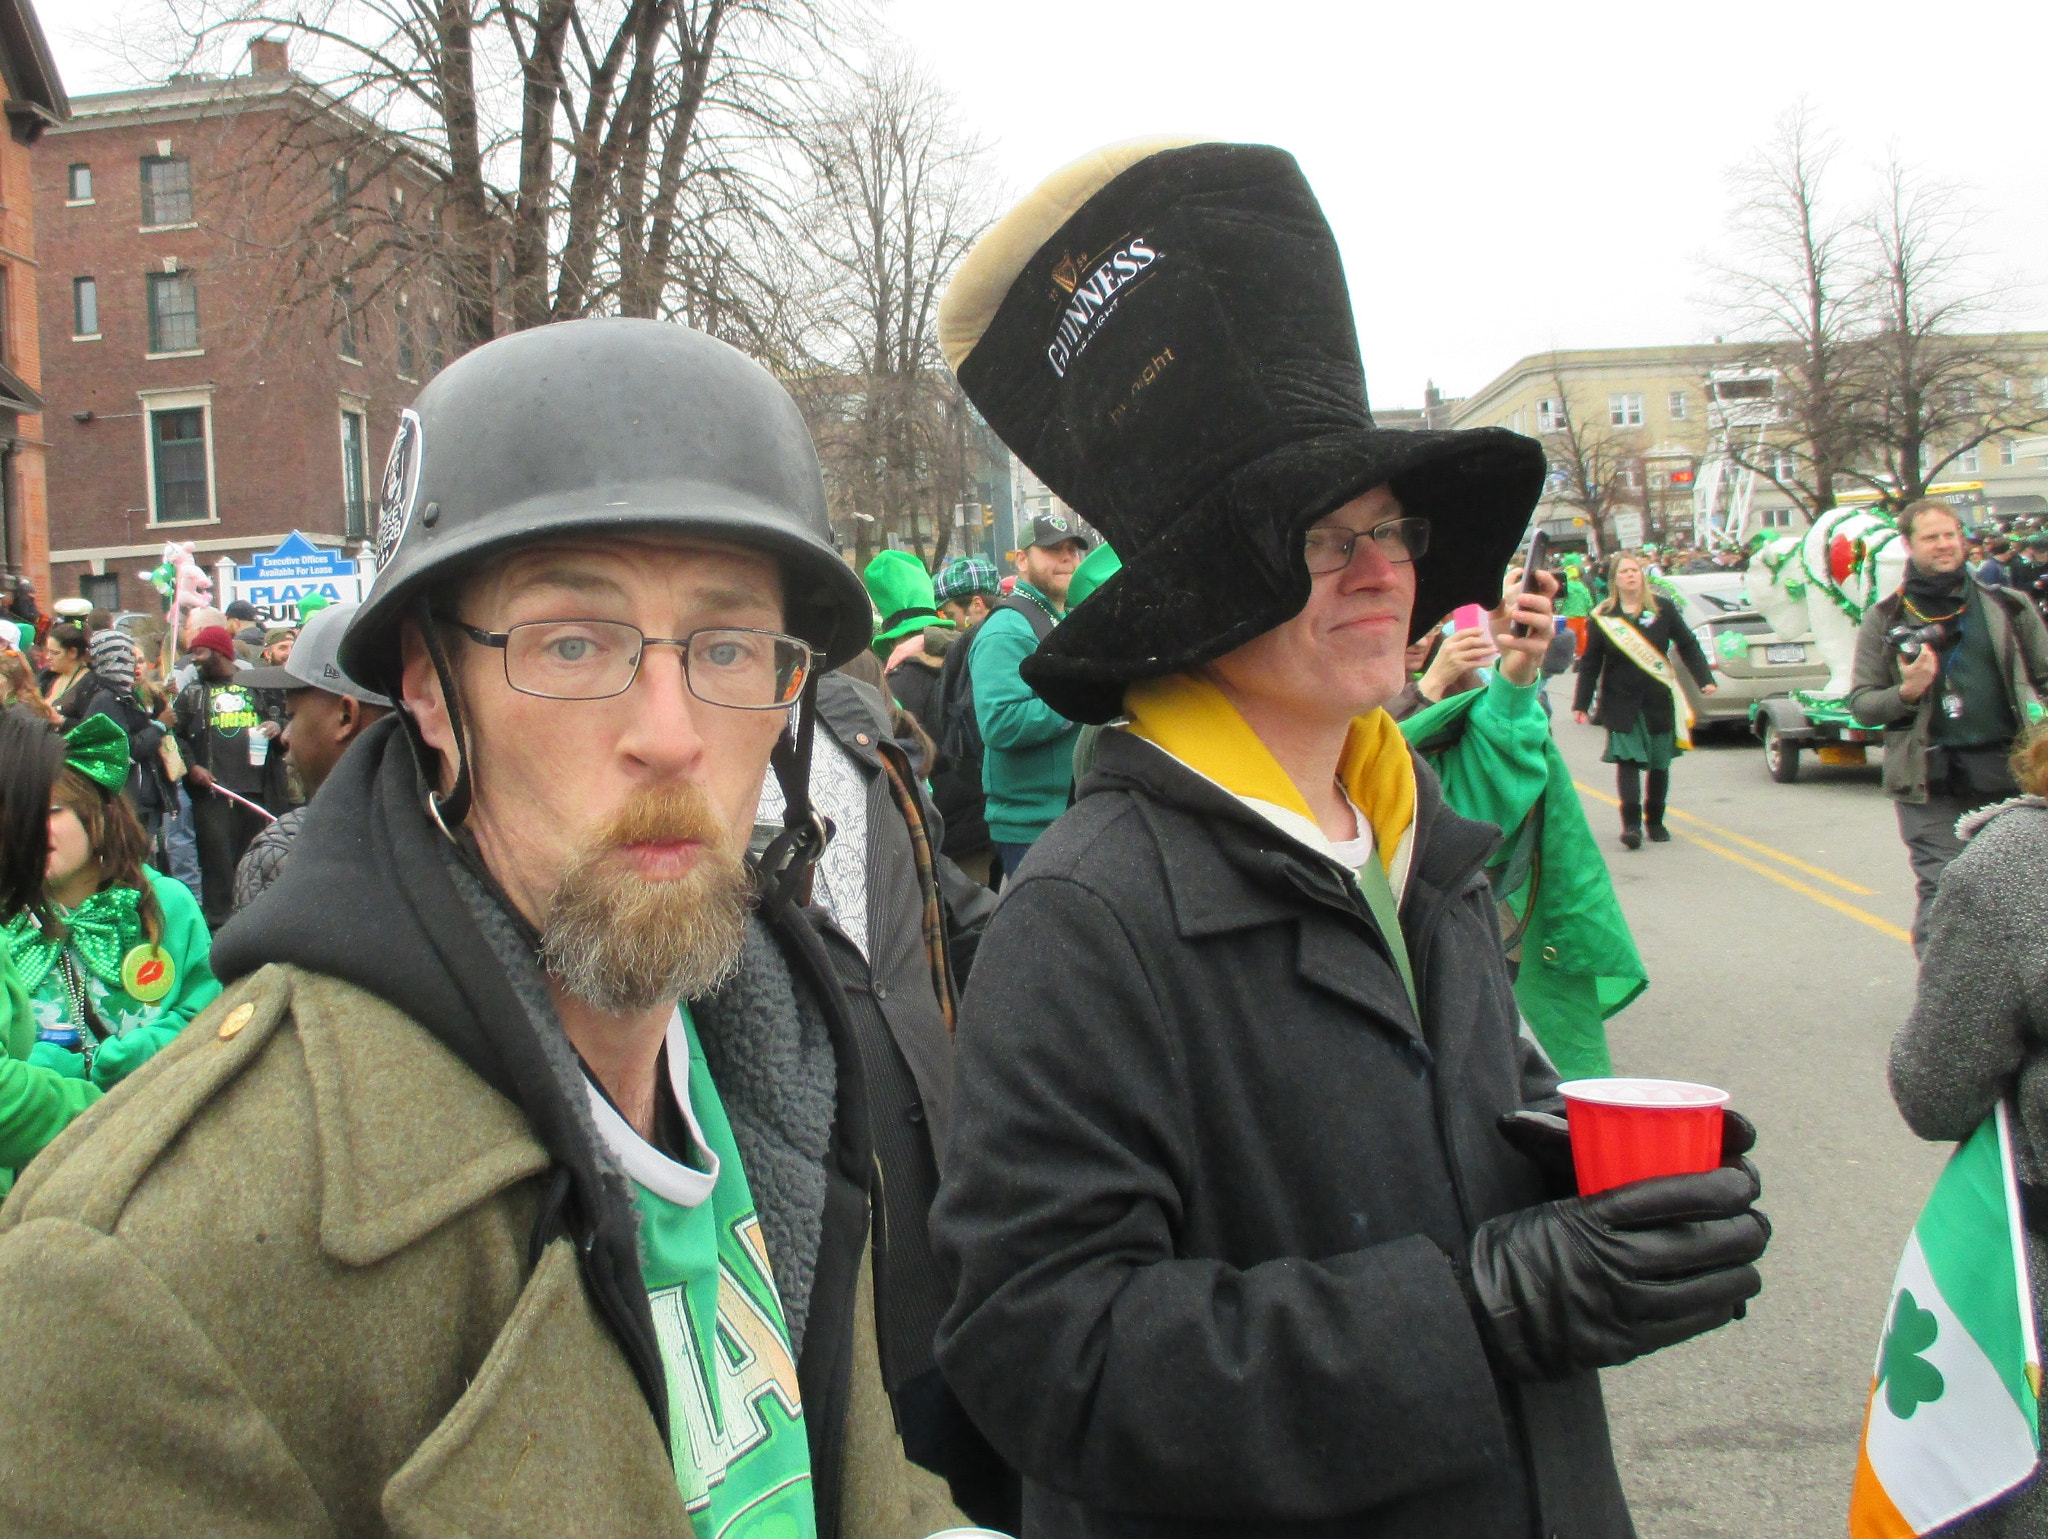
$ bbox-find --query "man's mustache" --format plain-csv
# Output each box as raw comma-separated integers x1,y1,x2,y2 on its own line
594,786,727,854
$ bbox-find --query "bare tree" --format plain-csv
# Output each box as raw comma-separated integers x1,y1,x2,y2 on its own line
1709,103,1867,520
1532,361,1641,555
156,0,847,356
1852,154,2048,505
783,47,996,569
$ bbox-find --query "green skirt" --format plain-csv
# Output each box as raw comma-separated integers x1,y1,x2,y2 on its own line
1602,721,1681,769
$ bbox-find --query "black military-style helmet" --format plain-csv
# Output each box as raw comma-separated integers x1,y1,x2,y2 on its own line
340,317,871,695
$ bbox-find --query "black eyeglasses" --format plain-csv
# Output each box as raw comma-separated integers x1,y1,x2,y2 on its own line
1303,516,1432,574
448,619,813,708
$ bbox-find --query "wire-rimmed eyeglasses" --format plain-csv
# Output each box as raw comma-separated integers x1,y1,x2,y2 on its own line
1302,516,1431,574
447,619,814,708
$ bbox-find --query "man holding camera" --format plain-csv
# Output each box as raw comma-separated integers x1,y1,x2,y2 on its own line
1850,499,2048,950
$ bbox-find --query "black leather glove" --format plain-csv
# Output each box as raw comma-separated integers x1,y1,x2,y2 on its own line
1498,1103,1758,1196
1469,1162,1770,1381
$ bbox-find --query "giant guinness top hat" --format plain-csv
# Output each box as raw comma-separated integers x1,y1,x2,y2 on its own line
938,138,1545,724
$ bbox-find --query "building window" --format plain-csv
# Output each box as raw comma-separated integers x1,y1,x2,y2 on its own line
1771,448,1798,482
1958,444,1982,474
78,574,120,611
395,297,415,378
1757,508,1793,529
1608,392,1645,428
335,280,359,361
146,271,200,353
71,277,98,338
66,163,92,202
149,406,211,523
2002,439,2018,467
426,309,445,376
1667,390,1687,420
1536,397,1566,432
140,156,193,227
340,409,368,537
329,160,350,233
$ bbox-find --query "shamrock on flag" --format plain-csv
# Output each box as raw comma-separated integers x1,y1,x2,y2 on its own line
1851,1103,2041,1536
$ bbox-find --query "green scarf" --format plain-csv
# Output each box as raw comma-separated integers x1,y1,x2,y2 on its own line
4,886,144,993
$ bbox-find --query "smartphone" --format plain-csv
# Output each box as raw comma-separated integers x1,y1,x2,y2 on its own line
1509,530,1551,638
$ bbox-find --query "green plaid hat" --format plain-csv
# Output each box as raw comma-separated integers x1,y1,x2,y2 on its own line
934,554,1002,605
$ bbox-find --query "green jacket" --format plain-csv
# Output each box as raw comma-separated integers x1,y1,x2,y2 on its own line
1560,578,1594,618
970,582,1081,844
0,934,99,1193
0,966,964,1537
1400,672,1648,1079
7,866,219,1089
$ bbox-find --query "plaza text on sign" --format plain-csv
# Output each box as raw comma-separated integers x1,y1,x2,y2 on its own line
227,532,374,625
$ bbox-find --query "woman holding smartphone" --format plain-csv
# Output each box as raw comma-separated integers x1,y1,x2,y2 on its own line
1573,551,1716,849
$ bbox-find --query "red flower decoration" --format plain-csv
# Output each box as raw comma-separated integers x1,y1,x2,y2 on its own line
1830,533,1854,583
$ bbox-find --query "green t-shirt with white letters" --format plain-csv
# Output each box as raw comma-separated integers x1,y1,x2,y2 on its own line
585,1006,815,1539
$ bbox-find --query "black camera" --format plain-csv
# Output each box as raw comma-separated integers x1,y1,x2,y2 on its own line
1888,621,1951,660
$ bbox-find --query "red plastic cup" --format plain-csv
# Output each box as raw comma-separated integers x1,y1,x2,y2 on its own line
1556,1078,1730,1195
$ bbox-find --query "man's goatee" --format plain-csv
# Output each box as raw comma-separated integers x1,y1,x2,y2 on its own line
540,786,753,1013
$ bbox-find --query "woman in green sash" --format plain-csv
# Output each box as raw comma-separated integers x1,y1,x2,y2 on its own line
1573,551,1716,849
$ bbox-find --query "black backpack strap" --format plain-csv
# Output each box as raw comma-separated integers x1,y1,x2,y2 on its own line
990,593,1055,644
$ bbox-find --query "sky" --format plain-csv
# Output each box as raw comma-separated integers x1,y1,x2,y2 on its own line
44,0,2048,410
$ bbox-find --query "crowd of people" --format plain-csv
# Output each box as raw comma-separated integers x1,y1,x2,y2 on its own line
0,130,2030,1539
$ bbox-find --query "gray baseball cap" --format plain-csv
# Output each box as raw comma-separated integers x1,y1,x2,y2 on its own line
238,600,391,705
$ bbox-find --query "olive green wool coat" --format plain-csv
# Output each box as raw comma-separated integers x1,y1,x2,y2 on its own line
0,964,965,1538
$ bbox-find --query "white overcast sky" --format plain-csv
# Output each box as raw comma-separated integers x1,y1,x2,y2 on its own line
45,0,2048,409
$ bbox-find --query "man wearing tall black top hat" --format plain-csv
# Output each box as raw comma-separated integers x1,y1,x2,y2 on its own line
928,138,1771,1538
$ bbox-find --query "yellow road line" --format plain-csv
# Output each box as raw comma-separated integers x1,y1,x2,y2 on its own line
1573,780,1911,946
1571,778,1872,889
1658,807,1877,894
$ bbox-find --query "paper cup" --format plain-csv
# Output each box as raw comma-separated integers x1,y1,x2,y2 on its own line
1557,1077,1730,1195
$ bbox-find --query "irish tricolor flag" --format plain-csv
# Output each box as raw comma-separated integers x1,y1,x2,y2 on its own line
1851,1103,2041,1536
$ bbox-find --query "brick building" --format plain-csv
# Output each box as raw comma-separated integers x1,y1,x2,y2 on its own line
0,0,68,609
34,40,445,612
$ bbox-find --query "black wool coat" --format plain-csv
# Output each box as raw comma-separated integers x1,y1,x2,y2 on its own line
932,730,1633,1539
1571,594,1713,735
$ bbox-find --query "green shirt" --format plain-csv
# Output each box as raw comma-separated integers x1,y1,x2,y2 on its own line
586,1008,815,1539
970,580,1080,844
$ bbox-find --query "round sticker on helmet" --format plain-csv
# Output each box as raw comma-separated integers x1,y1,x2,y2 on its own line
376,408,424,570
121,943,175,1004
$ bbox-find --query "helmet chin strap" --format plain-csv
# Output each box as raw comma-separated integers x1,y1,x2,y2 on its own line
756,669,829,911
400,594,474,837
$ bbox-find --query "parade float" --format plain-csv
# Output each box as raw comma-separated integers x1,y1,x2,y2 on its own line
1741,507,1905,782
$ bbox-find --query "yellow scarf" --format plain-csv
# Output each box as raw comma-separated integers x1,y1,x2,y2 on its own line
1121,673,1416,875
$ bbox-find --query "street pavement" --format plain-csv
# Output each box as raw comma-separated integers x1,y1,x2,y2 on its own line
1543,696,1947,1537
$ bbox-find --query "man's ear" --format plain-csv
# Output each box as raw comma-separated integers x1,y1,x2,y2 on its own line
398,618,460,795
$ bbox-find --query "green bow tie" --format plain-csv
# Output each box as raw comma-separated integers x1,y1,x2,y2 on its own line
64,713,130,794
4,885,142,993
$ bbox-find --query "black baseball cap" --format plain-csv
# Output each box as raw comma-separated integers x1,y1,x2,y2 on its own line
1027,510,1092,551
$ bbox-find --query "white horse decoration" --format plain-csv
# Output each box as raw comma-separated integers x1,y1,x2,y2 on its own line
1745,507,1906,698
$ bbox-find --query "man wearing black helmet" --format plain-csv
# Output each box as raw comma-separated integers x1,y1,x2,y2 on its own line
0,319,984,1537
930,140,1770,1538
